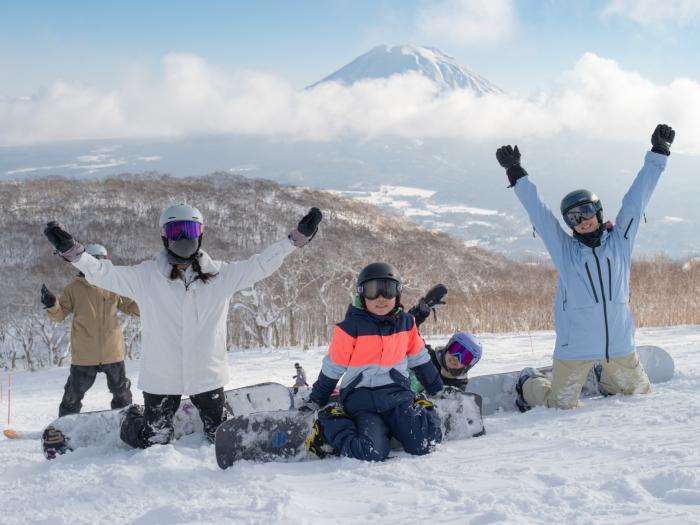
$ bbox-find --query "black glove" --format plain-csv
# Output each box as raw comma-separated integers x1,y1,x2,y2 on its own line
651,124,675,156
496,145,528,187
298,207,322,237
41,284,56,309
409,284,448,327
44,221,75,253
289,207,323,247
422,284,447,308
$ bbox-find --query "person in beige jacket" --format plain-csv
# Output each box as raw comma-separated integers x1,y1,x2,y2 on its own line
42,243,140,417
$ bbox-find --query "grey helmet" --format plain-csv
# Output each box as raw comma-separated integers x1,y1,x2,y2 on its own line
560,189,603,228
85,243,108,259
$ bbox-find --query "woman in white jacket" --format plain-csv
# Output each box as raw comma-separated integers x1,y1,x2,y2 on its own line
44,203,322,448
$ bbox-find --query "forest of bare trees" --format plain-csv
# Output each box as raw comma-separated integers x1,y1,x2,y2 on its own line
2,172,699,370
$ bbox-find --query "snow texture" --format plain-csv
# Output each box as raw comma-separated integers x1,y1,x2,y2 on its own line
1,326,699,524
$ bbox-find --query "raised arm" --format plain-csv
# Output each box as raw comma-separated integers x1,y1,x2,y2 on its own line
614,124,674,251
44,222,143,300
495,145,569,268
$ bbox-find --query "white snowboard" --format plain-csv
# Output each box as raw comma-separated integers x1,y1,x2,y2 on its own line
465,345,674,416
40,382,294,459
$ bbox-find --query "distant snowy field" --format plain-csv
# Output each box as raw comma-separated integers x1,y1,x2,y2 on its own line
2,326,700,525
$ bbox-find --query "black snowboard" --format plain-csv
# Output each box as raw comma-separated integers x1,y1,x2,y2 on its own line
215,390,484,468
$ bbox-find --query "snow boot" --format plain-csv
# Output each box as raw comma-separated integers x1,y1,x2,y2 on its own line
306,404,347,459
42,426,68,460
593,363,611,397
515,367,544,413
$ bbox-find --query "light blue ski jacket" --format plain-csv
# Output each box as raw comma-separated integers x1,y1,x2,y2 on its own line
513,151,668,361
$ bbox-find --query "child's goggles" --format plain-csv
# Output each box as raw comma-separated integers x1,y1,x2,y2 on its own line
564,202,598,227
445,332,482,369
358,279,401,300
161,220,203,241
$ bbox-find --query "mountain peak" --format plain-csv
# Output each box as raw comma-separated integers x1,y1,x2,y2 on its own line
309,44,503,95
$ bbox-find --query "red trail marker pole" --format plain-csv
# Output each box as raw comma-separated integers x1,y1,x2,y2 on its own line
7,373,11,425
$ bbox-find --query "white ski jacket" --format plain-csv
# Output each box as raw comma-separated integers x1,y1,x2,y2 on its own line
72,239,296,395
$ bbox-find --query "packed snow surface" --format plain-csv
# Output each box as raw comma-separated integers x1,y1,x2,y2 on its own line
2,326,699,524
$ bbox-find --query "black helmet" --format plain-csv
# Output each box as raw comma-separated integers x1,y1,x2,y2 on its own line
356,262,403,303
294,363,300,368
357,262,402,286
560,189,603,228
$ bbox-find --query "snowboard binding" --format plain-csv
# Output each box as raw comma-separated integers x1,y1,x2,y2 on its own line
42,426,69,460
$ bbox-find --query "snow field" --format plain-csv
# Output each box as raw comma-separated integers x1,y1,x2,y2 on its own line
1,326,699,524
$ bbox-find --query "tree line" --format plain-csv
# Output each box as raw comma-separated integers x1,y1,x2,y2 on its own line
2,172,698,370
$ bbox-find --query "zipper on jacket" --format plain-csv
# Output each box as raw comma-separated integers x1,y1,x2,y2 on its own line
624,218,634,239
584,263,599,303
607,257,612,302
592,247,610,362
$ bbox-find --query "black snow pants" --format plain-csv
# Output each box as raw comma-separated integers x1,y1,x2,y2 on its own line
59,361,133,417
119,387,227,449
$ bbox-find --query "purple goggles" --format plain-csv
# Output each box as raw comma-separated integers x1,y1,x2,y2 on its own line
161,220,203,241
446,340,478,368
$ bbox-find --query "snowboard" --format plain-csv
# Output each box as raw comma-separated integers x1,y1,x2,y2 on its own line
465,345,674,416
214,390,484,468
40,382,294,460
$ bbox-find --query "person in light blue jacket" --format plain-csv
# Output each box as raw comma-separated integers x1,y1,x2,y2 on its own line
495,123,675,411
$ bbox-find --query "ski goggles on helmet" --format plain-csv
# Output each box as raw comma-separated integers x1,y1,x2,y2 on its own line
358,279,402,300
161,220,203,241
563,202,598,228
445,332,482,369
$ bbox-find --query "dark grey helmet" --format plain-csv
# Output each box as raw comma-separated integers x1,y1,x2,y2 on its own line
356,262,402,286
560,189,603,226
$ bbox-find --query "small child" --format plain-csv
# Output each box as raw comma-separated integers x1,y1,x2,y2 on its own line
302,262,444,461
407,284,483,392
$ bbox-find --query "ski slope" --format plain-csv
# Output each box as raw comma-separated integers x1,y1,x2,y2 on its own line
2,326,699,525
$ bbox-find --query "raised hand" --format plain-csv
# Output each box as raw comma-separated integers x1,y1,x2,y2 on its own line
44,221,84,261
496,145,521,170
651,124,675,156
44,221,75,253
496,145,528,187
289,207,322,248
40,284,56,308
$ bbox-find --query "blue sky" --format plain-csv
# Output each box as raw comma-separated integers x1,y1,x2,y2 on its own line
2,0,698,95
1,0,699,149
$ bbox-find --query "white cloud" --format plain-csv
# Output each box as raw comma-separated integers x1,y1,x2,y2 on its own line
603,0,700,26
1,51,699,154
415,0,515,46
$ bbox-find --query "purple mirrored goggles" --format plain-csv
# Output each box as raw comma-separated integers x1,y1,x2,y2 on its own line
445,332,482,369
161,220,203,241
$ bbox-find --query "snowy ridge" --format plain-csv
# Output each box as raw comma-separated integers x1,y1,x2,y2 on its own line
308,44,504,95
2,326,700,524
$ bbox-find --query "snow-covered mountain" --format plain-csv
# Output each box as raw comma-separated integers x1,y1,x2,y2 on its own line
308,44,503,95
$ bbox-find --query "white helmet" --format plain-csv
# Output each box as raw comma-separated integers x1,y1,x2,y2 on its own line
85,243,108,258
159,203,204,228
